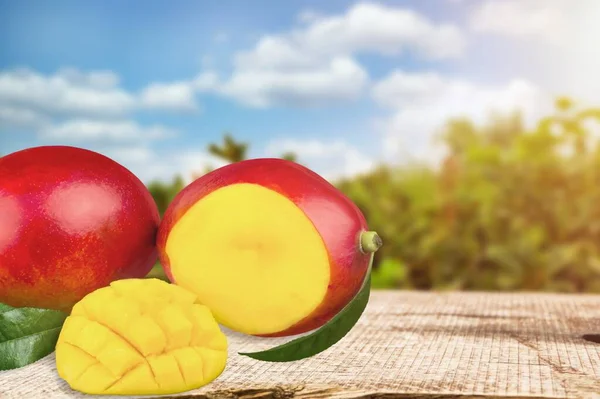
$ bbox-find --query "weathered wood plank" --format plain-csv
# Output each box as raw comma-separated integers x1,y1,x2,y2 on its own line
2,291,600,398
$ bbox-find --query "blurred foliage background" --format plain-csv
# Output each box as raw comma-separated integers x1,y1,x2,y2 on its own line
147,97,600,292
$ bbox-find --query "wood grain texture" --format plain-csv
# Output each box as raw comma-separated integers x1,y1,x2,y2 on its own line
1,290,600,399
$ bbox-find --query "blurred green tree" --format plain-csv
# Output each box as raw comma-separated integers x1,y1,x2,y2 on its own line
146,176,185,216
280,152,298,162
208,133,249,163
337,97,600,291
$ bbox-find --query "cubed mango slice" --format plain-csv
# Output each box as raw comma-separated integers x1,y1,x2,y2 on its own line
55,278,228,395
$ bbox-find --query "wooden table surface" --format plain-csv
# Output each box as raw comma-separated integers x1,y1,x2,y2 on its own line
2,290,600,399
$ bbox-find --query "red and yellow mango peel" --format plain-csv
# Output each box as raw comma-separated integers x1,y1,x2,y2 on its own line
157,158,382,339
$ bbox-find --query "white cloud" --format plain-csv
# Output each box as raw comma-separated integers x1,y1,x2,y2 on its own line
234,36,322,71
135,71,220,111
102,145,229,184
265,138,375,180
469,1,568,43
40,119,176,142
139,81,198,111
0,68,136,117
0,67,218,122
193,71,220,91
465,0,600,111
0,105,50,129
220,56,368,108
372,71,446,108
0,3,460,117
0,67,226,150
294,2,465,59
372,70,551,164
552,1,600,103
217,2,465,108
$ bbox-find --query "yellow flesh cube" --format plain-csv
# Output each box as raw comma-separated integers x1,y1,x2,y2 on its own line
104,363,159,395
55,342,97,384
194,347,227,382
55,279,228,396
147,353,187,391
171,347,205,385
165,183,331,335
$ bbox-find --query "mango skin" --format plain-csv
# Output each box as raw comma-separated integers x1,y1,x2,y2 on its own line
0,146,160,311
55,278,228,396
158,158,371,337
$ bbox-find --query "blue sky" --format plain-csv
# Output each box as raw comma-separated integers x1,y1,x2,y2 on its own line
1,0,599,182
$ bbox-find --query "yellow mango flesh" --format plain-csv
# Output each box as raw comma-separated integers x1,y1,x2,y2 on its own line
55,278,228,395
165,183,330,335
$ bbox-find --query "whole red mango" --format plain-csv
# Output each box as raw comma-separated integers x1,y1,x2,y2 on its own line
0,146,160,311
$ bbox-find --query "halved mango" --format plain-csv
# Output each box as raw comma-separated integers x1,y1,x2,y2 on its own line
157,159,380,337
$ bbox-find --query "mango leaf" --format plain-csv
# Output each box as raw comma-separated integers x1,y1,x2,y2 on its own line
239,254,373,362
0,303,68,370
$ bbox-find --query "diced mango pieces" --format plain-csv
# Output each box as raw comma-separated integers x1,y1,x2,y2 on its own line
55,278,228,395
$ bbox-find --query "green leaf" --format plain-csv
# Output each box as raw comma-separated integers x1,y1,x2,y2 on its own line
239,254,373,362
0,303,68,370
0,303,14,314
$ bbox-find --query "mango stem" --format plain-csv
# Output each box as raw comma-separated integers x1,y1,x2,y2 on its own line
360,231,382,253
